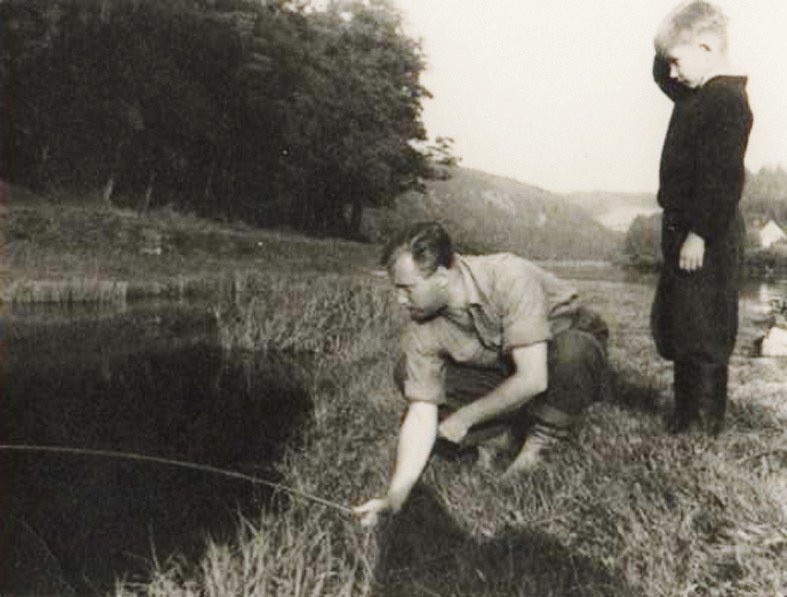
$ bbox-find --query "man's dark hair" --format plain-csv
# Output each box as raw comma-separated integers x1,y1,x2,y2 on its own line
381,221,454,275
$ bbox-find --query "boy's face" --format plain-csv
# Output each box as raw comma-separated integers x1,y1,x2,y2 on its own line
666,34,722,88
666,43,711,87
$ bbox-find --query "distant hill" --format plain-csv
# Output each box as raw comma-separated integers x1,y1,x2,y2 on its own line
362,167,622,261
566,166,787,234
566,191,660,233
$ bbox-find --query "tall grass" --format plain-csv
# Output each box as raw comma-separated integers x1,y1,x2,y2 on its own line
114,276,785,597
213,273,401,355
119,506,378,597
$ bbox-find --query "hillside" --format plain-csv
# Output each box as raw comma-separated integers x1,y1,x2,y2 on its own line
0,182,378,304
566,191,660,233
363,168,622,261
567,166,787,236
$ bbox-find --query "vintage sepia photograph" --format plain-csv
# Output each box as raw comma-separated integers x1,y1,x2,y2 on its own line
1,0,785,595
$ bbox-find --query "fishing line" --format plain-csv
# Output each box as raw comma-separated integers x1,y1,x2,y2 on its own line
0,444,353,515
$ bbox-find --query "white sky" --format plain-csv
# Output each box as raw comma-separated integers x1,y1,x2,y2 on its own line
393,0,787,194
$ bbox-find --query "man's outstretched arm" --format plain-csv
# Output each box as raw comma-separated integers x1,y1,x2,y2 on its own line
353,400,438,527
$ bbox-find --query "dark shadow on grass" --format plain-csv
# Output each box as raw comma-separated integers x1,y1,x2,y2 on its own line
372,485,642,597
605,368,666,415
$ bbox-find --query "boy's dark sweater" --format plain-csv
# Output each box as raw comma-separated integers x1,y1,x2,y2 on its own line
653,56,753,244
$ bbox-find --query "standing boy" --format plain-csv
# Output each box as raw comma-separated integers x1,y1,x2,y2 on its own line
650,1,753,435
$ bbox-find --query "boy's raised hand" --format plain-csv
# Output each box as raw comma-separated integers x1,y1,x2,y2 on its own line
680,231,705,271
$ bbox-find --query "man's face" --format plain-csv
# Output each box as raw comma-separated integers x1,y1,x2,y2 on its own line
666,42,712,88
391,252,448,321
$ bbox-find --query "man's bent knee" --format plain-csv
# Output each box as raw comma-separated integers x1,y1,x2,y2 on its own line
549,329,606,379
541,330,607,416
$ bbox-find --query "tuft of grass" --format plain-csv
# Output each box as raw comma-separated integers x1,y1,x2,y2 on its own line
115,506,377,597
213,273,401,354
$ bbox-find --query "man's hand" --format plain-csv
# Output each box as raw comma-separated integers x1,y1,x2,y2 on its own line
354,402,437,529
679,231,705,272
438,411,472,444
352,496,393,528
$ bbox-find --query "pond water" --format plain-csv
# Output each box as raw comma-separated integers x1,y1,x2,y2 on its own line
544,262,787,305
0,303,313,595
1,268,784,595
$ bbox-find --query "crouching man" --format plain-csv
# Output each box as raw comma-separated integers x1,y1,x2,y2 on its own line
353,222,609,527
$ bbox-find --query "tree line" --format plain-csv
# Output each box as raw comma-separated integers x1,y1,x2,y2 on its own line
1,0,448,236
743,165,787,225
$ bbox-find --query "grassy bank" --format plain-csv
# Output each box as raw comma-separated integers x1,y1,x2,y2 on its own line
1,188,377,304
4,191,783,596
117,277,784,597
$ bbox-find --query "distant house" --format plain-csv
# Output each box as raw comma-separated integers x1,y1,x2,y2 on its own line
759,220,787,248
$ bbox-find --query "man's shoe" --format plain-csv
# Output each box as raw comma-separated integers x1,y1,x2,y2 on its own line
476,427,517,471
503,424,567,476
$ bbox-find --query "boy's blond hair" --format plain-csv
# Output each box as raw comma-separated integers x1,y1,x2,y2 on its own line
654,1,729,56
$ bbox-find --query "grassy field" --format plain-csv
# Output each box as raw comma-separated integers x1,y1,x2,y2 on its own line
3,193,784,596
120,277,784,597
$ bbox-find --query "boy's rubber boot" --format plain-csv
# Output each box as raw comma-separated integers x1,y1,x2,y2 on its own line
696,363,728,436
669,361,699,434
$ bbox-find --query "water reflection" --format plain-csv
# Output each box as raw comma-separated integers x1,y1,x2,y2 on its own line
1,304,312,595
544,262,787,307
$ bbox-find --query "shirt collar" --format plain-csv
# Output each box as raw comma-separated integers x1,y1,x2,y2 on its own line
454,254,486,307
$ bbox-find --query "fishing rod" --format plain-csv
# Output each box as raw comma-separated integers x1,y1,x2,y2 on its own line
0,443,353,515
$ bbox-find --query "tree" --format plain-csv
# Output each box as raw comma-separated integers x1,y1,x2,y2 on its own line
623,213,662,269
1,0,433,236
272,0,430,234
743,166,787,224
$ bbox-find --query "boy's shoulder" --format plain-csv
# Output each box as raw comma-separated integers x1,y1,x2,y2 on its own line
700,76,748,102
697,76,750,116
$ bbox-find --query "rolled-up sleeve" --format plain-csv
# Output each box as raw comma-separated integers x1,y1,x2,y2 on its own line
499,266,550,352
401,326,446,404
652,54,693,103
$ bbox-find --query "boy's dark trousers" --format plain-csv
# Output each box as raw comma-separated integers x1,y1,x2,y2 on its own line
652,212,745,435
